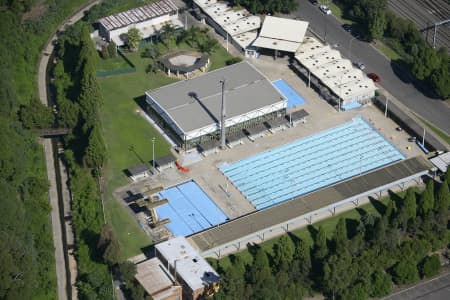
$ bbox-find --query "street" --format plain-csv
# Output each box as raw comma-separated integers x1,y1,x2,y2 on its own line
384,272,450,300
291,0,450,135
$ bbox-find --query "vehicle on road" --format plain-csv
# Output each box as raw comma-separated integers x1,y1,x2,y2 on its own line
368,72,381,82
342,24,352,33
309,0,319,5
319,5,331,15
356,62,365,70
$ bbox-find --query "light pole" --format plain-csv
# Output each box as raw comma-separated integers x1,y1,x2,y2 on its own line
151,137,155,169
348,37,356,60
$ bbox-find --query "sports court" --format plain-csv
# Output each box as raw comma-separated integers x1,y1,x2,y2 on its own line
272,79,306,108
220,117,405,210
155,181,228,236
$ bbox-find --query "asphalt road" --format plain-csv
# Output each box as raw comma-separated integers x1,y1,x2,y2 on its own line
292,0,450,135
384,272,450,300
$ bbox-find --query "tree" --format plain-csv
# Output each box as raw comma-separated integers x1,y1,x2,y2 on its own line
273,235,295,271
419,254,441,278
430,61,450,99
370,269,392,297
98,224,121,266
84,125,106,170
418,180,435,216
341,282,369,300
367,2,387,40
403,188,417,220
313,226,328,261
435,180,450,214
392,258,419,284
332,218,348,252
322,251,355,299
18,96,54,129
197,35,218,54
107,40,117,57
126,28,142,51
291,238,312,287
119,261,137,284
411,47,441,81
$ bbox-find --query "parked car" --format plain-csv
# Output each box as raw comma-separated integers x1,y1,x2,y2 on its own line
342,24,352,33
408,137,417,142
368,72,381,82
356,62,366,70
319,5,332,15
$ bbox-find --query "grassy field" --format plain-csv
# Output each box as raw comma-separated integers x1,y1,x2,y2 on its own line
374,40,402,61
216,191,410,269
98,41,234,258
97,54,132,72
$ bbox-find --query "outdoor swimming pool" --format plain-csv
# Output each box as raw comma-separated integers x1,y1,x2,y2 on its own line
155,181,228,236
220,117,405,210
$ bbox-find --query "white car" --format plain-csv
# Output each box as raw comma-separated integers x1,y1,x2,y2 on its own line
356,62,366,70
319,5,332,15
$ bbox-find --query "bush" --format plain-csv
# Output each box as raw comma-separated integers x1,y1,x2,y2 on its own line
420,254,441,278
225,57,243,65
392,258,420,285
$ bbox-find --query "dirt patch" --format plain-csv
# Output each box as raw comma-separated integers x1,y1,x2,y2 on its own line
21,3,48,23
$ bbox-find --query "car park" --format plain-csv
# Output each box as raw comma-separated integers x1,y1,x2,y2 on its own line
319,5,332,15
368,72,381,82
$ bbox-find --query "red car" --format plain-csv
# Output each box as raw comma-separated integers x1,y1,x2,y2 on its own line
368,73,381,82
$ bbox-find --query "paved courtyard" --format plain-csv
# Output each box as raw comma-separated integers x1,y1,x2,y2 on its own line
115,54,425,236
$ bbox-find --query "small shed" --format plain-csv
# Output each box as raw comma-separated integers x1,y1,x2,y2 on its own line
286,109,309,127
154,154,177,171
430,152,450,173
127,164,151,181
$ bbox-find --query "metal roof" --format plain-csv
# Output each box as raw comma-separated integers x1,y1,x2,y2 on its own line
146,61,286,134
430,152,450,172
155,237,220,291
252,16,309,52
128,163,150,176
98,0,178,31
189,156,432,252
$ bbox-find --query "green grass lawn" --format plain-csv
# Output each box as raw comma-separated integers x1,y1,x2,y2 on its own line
374,40,402,61
98,40,234,258
97,55,132,72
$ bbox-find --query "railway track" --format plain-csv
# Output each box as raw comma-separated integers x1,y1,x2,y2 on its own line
388,0,450,51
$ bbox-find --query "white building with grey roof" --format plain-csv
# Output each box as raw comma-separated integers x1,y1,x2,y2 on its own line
145,61,287,149
97,0,182,46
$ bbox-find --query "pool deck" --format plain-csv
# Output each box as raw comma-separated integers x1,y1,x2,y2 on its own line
114,55,426,240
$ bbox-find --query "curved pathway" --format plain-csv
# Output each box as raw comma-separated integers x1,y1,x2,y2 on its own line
37,1,101,299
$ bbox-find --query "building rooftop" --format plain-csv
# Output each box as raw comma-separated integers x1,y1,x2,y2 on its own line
155,236,220,291
146,61,286,135
127,163,150,176
430,152,450,172
98,0,178,31
135,258,177,296
252,16,309,52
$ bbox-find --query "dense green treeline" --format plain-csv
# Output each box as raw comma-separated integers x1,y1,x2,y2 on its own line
334,0,450,99
211,175,450,300
0,0,101,299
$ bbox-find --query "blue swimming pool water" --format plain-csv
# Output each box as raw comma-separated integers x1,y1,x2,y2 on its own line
220,117,405,210
155,181,228,236
273,79,306,108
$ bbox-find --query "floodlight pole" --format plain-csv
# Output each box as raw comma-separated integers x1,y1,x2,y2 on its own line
152,137,155,169
220,79,227,149
385,98,389,117
422,128,426,146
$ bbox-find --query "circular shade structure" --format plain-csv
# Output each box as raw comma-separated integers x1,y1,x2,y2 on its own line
160,51,209,78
